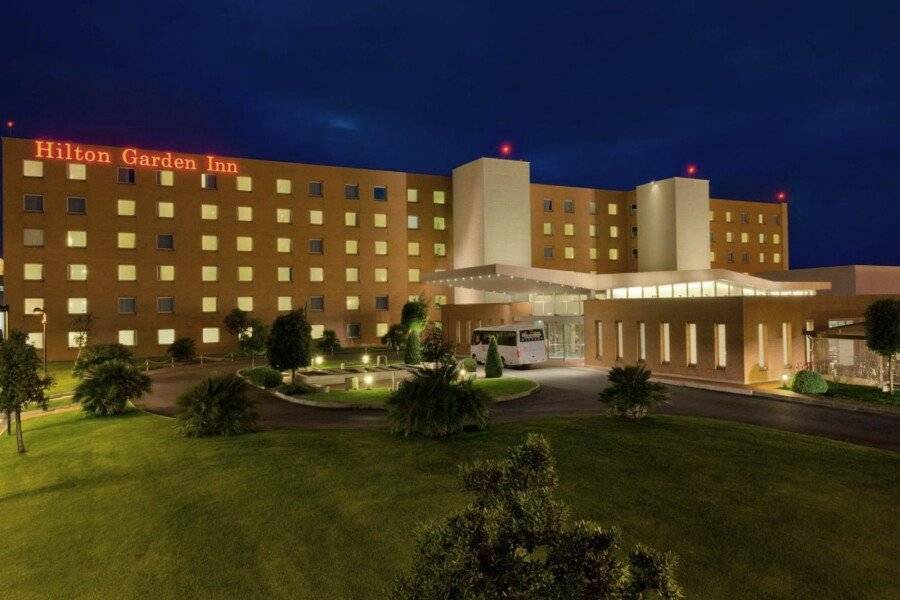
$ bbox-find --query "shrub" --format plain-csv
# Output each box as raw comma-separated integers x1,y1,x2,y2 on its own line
73,360,151,416
404,330,422,365
176,374,257,436
791,370,829,394
386,362,491,437
401,298,428,334
391,434,682,599
279,382,316,395
421,323,454,363
245,366,283,388
73,343,135,378
484,336,503,378
599,364,669,419
167,337,197,363
459,357,476,373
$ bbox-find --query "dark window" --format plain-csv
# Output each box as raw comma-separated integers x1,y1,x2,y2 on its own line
157,297,175,313
774,215,781,225
308,181,323,197
373,186,388,201
631,248,638,258
24,194,44,212
740,212,749,224
542,199,553,212
543,246,554,259
202,173,217,189
727,252,735,263
741,252,750,263
308,239,324,254
710,231,716,242
118,297,136,314
345,184,359,200
497,331,517,346
117,167,136,184
156,234,175,250
346,323,361,339
67,197,87,214
563,200,574,213
309,296,325,311
375,295,389,311
630,226,638,238
629,203,637,215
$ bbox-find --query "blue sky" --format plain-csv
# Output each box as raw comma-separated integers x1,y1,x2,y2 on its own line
2,0,898,266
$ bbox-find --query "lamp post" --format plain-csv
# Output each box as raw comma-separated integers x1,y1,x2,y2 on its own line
32,307,48,377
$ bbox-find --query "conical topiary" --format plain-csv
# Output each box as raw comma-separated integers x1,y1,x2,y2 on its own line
485,336,503,378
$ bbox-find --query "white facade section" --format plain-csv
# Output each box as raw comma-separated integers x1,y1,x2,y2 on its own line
636,177,711,272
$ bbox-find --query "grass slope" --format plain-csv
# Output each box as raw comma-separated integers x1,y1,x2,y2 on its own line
294,377,536,406
0,411,896,599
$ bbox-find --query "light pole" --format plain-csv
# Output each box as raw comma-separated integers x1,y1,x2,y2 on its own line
32,307,48,377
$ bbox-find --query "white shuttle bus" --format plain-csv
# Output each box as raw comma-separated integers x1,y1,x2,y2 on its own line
470,324,548,367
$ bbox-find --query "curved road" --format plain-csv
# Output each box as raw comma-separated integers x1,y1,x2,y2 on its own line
136,362,900,451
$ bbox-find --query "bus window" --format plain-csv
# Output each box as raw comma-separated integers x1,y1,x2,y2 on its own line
519,328,544,342
498,331,517,346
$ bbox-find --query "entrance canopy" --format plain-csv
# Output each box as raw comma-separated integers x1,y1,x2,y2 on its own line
423,264,597,295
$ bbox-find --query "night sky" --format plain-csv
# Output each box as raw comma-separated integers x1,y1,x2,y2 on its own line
2,1,898,267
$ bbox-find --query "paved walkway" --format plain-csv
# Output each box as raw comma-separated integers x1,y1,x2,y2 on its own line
134,362,900,451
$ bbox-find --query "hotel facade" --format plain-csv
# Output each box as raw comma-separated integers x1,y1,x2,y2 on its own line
3,137,895,384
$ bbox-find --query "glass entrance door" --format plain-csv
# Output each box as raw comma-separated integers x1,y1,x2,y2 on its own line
544,318,584,360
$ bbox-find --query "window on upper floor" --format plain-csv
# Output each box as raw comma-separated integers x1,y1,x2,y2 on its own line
24,194,44,212
157,170,174,186
277,178,292,194
373,186,388,201
201,173,217,190
118,168,135,185
345,184,360,200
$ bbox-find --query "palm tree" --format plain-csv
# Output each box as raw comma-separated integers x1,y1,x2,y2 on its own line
598,364,669,419
176,374,257,436
73,360,152,416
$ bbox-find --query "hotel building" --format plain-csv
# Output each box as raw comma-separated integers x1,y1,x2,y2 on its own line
3,137,895,384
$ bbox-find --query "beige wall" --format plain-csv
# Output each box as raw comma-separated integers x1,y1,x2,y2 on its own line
637,177,711,272
759,265,900,296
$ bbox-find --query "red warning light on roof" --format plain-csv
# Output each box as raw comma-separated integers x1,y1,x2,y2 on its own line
500,143,513,157
776,191,787,202
686,164,697,176
5,120,13,128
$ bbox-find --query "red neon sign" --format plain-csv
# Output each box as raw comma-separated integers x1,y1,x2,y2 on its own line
33,140,239,173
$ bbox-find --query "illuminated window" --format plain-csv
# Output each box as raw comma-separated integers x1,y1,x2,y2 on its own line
117,168,135,184
26,333,44,349
344,211,359,227
119,330,137,346
781,322,792,367
407,188,418,203
346,296,360,310
759,253,766,263
685,323,698,366
773,234,781,244
407,215,420,229
23,229,44,247
758,233,766,243
609,226,619,238
308,239,324,254
202,266,218,282
609,248,619,260
117,199,136,216
376,323,389,337
237,297,253,311
726,231,733,242
433,190,446,204
277,296,292,311
66,264,86,281
234,176,252,192
659,323,671,363
156,234,174,250
276,208,293,224
201,173,217,189
67,163,86,180
201,204,218,220
741,232,749,243
196,235,216,251
118,297,136,314
277,179,293,194
345,240,359,255
202,297,218,313
23,160,43,177
588,201,597,215
157,170,174,186
407,242,420,256
433,216,446,231
157,265,175,281
375,240,388,255
710,251,716,262
590,248,598,260
345,267,359,282
236,236,253,252
408,268,421,282
156,297,174,313
157,202,174,218
589,224,596,237
543,222,553,235
608,203,618,215
118,265,137,281
309,210,323,225
68,332,87,348
564,247,574,259
373,186,388,201
237,206,253,222
564,223,574,236
637,322,646,361
433,242,446,256
725,211,732,223
24,298,44,315
374,268,388,283
202,328,220,344
66,230,87,248
709,210,714,221
615,321,624,359
434,295,447,306
714,323,727,368
237,266,254,282
345,184,360,200
67,298,88,314
277,267,293,282
24,194,44,212
774,253,782,264
757,323,767,368
374,213,387,228
758,213,765,224
67,197,86,214
277,238,292,253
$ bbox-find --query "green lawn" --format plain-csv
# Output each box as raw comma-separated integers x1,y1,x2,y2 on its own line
293,376,536,406
0,411,896,599
45,361,79,396
826,381,900,407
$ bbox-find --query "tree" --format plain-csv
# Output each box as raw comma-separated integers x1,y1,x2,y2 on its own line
168,337,197,363
599,364,670,419
176,374,257,436
317,329,341,355
401,297,428,334
404,330,422,365
391,434,682,598
0,331,53,453
224,308,250,345
73,343,135,378
420,323,454,365
240,319,269,368
864,298,900,394
484,335,503,378
267,309,312,383
69,312,95,369
73,360,151,416
381,324,407,359
386,361,491,438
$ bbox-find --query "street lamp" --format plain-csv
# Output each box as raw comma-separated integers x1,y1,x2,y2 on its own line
32,307,48,377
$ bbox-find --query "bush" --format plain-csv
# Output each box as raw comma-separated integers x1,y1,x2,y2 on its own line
391,434,682,598
484,336,503,378
599,364,669,419
792,370,829,394
73,360,151,416
404,330,422,365
279,382,316,395
176,374,257,436
386,362,491,437
167,337,197,363
245,366,284,388
459,357,476,373
73,343,135,378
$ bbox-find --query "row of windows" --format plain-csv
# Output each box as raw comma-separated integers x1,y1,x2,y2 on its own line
21,263,437,283
710,251,782,264
541,223,637,238
542,199,619,214
710,210,781,225
543,247,623,260
22,160,449,204
711,231,782,244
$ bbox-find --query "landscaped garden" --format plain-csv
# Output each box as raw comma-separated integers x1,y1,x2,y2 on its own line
0,409,896,598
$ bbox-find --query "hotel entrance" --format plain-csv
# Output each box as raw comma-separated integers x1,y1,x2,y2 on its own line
536,317,584,360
